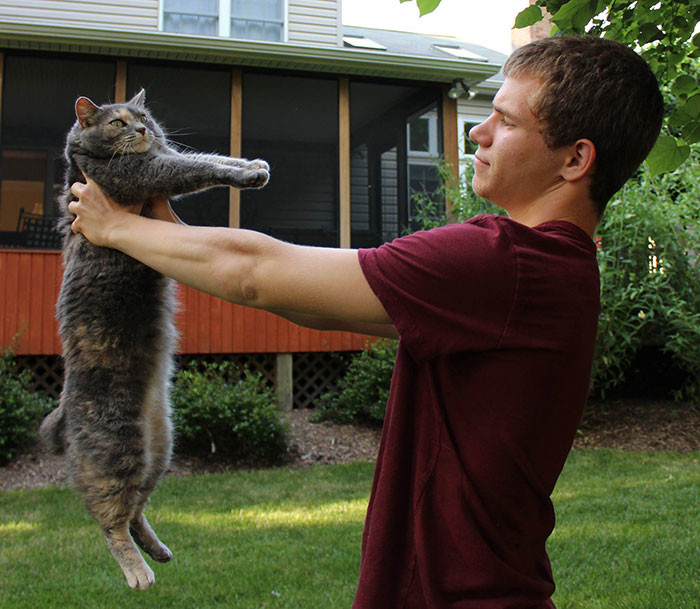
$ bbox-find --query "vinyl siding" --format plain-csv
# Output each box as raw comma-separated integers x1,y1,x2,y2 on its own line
0,0,159,31
0,250,369,355
287,0,340,47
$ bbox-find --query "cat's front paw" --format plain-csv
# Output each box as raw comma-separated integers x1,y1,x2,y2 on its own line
242,168,270,189
247,158,270,172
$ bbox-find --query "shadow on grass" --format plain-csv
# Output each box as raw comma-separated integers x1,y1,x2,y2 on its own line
0,463,373,609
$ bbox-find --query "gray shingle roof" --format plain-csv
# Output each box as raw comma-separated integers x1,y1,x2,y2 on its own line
343,25,508,66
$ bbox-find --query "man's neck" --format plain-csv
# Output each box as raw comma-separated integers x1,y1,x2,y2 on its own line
504,192,599,239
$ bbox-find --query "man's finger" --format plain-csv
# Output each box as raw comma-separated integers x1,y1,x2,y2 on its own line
70,181,86,198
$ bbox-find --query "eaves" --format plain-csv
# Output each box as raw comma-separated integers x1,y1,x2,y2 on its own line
0,20,502,86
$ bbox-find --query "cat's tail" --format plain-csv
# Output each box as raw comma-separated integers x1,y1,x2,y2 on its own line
38,405,66,455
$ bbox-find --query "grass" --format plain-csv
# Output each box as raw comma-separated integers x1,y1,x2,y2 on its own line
1,451,699,609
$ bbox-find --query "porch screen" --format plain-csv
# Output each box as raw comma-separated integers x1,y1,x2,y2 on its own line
349,81,442,248
240,73,339,247
0,54,116,248
127,62,231,227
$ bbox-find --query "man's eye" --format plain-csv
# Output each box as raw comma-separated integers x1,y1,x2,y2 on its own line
501,118,513,127
110,119,126,128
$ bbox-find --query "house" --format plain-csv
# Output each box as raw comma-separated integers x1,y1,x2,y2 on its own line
0,0,507,407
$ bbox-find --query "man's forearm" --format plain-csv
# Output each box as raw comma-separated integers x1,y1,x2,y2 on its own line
105,213,278,307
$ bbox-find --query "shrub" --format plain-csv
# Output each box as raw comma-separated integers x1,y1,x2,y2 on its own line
313,339,397,426
593,157,700,398
171,360,288,464
0,349,54,465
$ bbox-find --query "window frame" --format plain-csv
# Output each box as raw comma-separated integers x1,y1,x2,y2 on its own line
458,116,482,161
160,0,288,42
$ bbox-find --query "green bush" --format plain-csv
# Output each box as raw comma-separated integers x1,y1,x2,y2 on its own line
313,339,397,426
594,157,700,398
171,361,288,464
0,350,54,465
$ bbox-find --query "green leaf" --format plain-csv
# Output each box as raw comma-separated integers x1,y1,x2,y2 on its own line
552,0,599,31
645,135,691,176
671,75,698,96
669,94,700,127
637,22,663,44
416,0,441,16
681,121,700,145
514,4,544,28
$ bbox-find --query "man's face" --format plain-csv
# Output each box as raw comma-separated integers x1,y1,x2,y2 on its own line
469,76,567,215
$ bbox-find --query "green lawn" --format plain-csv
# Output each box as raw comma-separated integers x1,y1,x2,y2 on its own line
1,451,699,609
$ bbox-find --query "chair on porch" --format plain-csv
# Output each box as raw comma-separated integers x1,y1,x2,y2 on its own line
15,208,62,249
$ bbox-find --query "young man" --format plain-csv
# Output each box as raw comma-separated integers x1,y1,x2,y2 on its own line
69,36,663,609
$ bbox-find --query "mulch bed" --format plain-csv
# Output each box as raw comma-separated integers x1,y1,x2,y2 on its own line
1,400,698,491
574,399,700,452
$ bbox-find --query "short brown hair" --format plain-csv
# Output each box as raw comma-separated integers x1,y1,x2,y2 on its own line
503,36,664,215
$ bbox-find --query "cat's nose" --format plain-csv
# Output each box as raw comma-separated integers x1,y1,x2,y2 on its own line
136,127,146,135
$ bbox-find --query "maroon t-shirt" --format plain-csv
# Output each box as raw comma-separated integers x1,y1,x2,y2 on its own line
355,215,600,609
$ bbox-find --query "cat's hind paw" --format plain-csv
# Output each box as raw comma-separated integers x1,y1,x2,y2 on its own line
123,561,155,590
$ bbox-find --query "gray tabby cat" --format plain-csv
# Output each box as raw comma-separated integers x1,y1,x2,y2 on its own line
38,89,269,590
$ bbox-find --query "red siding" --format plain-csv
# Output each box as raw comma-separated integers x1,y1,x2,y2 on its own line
0,250,372,355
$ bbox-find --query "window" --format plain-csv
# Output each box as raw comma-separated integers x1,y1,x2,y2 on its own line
407,108,441,229
461,120,479,156
230,0,284,42
407,114,438,156
0,54,116,249
162,0,218,36
433,45,488,62
349,82,442,248
241,73,339,247
163,0,285,42
127,62,232,227
343,35,387,51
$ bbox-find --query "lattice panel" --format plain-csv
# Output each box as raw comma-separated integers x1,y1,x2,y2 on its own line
15,355,63,399
176,354,276,389
11,352,353,409
293,352,354,409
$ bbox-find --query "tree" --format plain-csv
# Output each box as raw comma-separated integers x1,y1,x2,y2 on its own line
400,0,700,174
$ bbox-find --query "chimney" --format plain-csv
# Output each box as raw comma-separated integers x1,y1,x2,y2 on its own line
511,0,553,50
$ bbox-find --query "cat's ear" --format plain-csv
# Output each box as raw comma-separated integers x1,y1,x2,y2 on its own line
75,97,100,128
128,89,146,108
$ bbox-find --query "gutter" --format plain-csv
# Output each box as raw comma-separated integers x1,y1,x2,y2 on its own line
0,20,502,85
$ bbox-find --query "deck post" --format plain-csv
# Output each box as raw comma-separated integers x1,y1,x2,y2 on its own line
275,352,294,411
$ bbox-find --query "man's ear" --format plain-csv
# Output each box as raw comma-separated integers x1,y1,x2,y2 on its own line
561,139,596,183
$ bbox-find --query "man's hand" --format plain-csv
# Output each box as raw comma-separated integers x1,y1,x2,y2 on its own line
68,179,144,247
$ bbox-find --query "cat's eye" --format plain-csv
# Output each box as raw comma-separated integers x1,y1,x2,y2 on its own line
139,114,147,122
110,119,126,128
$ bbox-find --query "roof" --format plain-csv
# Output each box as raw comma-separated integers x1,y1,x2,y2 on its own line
343,26,506,92
343,26,507,65
0,19,504,86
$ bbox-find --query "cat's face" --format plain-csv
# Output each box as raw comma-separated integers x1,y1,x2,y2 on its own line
72,90,165,157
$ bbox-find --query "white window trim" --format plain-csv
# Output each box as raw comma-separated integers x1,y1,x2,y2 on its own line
159,0,288,42
406,113,439,159
458,116,482,162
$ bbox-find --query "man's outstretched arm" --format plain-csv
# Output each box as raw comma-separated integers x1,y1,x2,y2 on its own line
68,180,398,338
